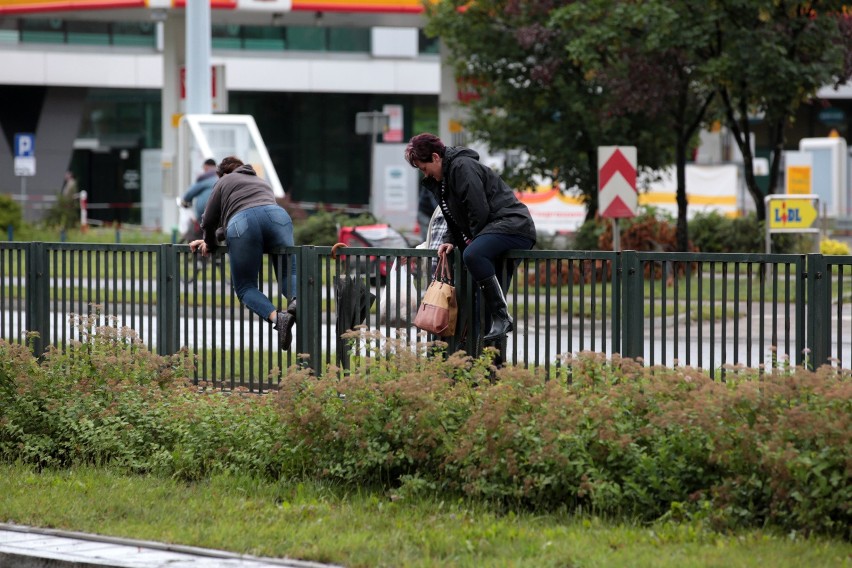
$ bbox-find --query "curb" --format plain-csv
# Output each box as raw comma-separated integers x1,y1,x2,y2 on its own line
0,523,342,568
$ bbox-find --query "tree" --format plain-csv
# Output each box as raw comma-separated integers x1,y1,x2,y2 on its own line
705,1,851,220
426,0,852,234
559,0,717,251
424,0,676,220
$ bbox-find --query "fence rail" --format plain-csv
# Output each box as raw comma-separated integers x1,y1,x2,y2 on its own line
2,241,850,391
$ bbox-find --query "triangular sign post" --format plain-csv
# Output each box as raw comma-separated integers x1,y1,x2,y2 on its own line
598,146,637,251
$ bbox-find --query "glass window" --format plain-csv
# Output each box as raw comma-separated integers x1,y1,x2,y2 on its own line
286,26,326,51
0,30,17,43
0,20,18,44
327,28,369,52
78,89,161,148
412,95,439,136
212,24,242,49
20,19,65,44
66,20,110,45
243,25,286,50
230,91,439,206
111,22,156,47
419,30,439,55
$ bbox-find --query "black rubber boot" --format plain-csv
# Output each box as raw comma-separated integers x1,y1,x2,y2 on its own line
478,275,513,341
274,298,297,351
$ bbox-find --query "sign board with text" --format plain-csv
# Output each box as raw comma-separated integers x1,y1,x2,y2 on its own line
14,132,36,177
765,194,820,253
784,151,812,195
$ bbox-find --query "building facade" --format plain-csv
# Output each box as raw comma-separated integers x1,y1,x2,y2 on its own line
0,0,445,226
0,1,850,229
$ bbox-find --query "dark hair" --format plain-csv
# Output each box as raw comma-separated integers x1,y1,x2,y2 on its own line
216,156,243,177
203,158,216,167
404,133,445,167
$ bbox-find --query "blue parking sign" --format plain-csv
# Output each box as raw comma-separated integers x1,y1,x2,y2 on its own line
15,133,35,158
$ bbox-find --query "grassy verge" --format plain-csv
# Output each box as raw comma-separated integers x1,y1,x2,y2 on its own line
13,225,172,245
1,463,848,568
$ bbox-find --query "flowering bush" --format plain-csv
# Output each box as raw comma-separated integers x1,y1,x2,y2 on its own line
820,238,850,255
1,324,849,538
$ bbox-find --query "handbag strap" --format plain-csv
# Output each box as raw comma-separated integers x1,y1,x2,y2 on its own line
434,250,452,283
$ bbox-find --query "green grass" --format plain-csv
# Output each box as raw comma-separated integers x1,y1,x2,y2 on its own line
0,463,848,568
14,225,173,245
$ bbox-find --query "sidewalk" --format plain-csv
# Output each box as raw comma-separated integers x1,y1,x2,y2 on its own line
0,523,341,568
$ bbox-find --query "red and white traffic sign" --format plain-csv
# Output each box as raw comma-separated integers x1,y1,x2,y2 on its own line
598,146,637,219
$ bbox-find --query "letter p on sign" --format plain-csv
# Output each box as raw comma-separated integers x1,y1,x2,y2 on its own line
14,133,36,177
15,133,35,158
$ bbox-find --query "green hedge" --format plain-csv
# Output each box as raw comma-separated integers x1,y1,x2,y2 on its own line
574,210,804,253
1,329,849,538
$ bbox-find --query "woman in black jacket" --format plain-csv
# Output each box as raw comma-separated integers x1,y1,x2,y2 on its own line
404,133,536,342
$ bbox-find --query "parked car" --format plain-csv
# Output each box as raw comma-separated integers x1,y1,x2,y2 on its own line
337,224,410,281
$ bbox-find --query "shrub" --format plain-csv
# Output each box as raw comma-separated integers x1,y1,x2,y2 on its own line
42,194,79,230
293,208,377,246
1,326,849,538
689,212,802,253
821,238,850,255
596,207,694,253
688,211,729,252
572,217,606,250
0,194,23,234
293,209,338,245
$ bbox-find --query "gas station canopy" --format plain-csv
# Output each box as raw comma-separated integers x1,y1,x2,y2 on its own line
0,0,427,27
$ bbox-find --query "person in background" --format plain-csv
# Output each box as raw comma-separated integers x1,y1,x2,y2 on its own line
417,186,439,241
404,133,536,343
188,156,298,350
180,158,217,226
61,171,78,198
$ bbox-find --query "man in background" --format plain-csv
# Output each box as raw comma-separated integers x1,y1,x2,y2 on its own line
179,158,217,242
61,170,78,198
180,158,217,224
417,186,438,242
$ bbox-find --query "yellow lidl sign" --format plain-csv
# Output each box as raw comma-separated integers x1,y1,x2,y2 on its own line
768,197,818,229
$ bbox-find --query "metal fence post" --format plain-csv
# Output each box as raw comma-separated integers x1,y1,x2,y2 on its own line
297,246,321,374
807,253,829,369
25,242,49,355
451,253,474,355
611,252,622,356
620,250,643,360
156,244,179,355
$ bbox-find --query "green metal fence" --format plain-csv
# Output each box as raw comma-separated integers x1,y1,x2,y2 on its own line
2,241,850,390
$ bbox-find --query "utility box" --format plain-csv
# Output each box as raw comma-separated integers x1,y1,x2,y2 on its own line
371,143,418,233
798,137,848,218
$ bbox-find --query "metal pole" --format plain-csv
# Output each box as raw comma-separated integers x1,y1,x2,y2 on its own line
370,127,377,210
186,0,212,115
765,195,771,254
612,218,620,252
20,177,26,221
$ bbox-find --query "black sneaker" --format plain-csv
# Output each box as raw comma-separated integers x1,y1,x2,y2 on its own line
275,311,294,351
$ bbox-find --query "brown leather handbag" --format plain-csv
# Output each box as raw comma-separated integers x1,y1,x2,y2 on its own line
413,251,457,337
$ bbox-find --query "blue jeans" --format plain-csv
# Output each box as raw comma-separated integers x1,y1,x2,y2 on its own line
462,233,535,283
226,205,296,321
